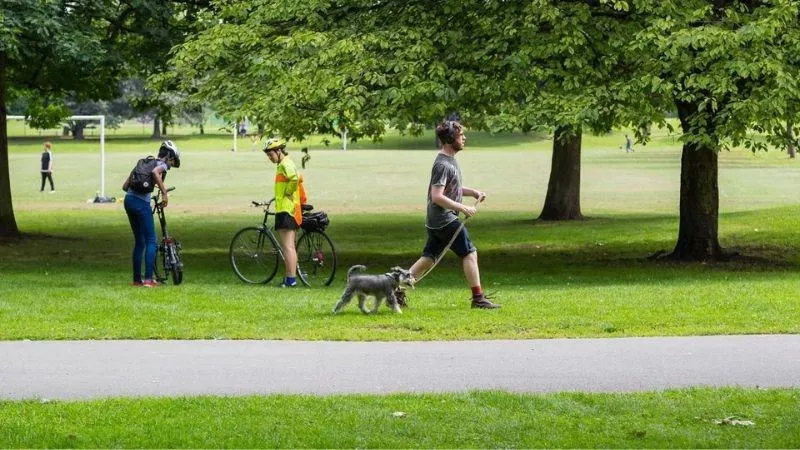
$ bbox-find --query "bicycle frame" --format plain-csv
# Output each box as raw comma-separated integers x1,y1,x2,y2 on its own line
152,187,175,242
251,198,324,269
252,198,289,262
152,187,183,284
232,197,336,286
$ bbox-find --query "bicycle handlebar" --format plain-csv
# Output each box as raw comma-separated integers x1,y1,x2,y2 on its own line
153,186,176,198
250,198,314,212
251,197,275,209
151,187,175,209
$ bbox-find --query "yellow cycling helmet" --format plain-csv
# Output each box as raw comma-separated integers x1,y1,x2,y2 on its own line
263,138,286,153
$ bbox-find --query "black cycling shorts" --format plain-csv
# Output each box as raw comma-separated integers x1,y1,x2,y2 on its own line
275,212,299,231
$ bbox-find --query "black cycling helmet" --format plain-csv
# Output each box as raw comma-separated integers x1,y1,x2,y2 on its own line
158,140,181,168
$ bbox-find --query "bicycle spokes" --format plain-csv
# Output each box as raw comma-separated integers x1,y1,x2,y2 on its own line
296,230,337,286
230,227,280,284
313,249,325,266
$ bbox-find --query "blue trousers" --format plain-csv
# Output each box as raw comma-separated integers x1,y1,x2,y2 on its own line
124,194,156,282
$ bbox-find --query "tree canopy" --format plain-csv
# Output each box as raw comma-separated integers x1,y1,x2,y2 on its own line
623,0,800,259
171,0,800,260
625,0,800,149
6,0,800,260
171,1,526,139
0,0,208,235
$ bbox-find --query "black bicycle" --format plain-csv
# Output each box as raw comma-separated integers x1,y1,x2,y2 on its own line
229,198,337,286
152,187,184,285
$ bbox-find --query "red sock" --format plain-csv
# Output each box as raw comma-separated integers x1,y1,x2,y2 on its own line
471,286,483,298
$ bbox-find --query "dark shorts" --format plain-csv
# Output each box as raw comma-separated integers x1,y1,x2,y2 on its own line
422,219,476,259
275,212,299,231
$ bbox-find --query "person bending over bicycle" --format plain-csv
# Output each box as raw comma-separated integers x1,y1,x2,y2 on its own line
122,140,181,287
263,138,303,287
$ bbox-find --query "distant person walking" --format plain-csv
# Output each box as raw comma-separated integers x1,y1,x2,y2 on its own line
624,134,634,153
39,142,55,193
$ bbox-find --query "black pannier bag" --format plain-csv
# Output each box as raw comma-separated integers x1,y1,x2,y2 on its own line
301,211,330,232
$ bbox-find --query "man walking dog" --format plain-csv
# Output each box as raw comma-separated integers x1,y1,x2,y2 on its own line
409,120,500,309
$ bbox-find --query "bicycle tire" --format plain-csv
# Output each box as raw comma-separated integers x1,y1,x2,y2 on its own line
230,227,280,284
154,241,168,283
296,230,337,286
171,267,183,285
168,242,184,285
154,241,183,285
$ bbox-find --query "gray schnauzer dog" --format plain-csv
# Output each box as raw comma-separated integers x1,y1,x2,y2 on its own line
332,265,416,314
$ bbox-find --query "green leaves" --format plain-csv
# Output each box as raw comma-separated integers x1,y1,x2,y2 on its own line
22,98,70,129
621,0,800,151
165,0,800,152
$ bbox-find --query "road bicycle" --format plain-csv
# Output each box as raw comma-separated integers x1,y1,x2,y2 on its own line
229,198,337,286
152,187,184,285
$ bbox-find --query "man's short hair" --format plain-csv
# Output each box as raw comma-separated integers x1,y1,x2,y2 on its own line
436,121,463,145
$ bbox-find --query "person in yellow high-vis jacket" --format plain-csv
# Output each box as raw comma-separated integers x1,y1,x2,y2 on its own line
263,138,302,287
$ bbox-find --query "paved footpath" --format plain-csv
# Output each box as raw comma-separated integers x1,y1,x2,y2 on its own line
2,335,799,400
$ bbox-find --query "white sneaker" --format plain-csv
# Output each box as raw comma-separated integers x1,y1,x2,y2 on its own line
48,190,56,194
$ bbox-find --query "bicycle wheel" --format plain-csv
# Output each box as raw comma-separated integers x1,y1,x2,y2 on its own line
230,227,280,284
168,242,184,285
296,230,337,286
154,245,168,284
154,241,183,285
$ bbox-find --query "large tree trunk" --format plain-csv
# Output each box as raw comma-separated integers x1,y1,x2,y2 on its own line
670,101,723,260
69,122,86,140
152,116,162,139
788,121,796,159
539,124,583,220
0,51,20,236
161,120,167,136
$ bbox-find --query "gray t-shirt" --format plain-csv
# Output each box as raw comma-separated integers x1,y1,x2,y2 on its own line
426,153,463,229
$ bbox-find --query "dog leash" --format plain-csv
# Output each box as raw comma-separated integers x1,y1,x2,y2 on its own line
415,198,481,284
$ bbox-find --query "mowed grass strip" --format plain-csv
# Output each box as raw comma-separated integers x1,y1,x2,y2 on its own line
1,389,798,448
2,207,800,340
3,132,800,340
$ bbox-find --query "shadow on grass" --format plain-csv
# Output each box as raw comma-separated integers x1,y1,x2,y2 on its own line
0,232,84,245
3,208,800,288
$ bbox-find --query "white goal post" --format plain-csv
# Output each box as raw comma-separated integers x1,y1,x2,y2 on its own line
7,115,107,197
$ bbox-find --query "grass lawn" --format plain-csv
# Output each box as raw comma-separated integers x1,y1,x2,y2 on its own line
3,129,800,448
1,389,798,448
3,127,800,340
